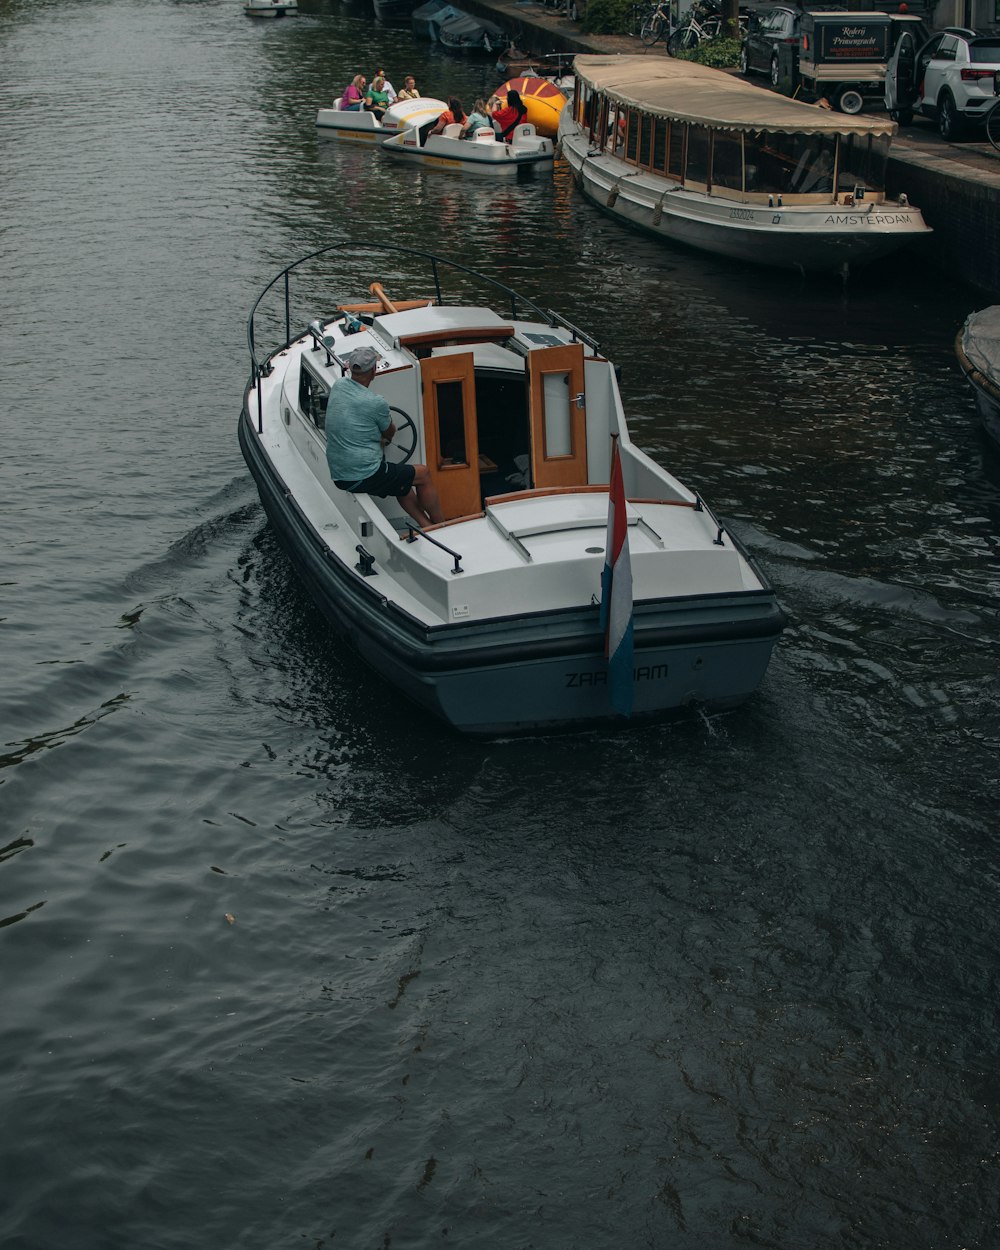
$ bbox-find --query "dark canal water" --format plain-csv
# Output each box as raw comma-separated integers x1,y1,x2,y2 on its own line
3,1,1000,1247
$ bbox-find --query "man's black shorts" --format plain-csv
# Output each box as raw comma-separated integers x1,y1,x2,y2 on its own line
336,460,415,498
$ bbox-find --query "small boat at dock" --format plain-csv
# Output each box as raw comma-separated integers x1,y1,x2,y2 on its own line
437,9,504,53
243,0,297,15
956,306,1000,452
559,55,932,275
239,244,786,735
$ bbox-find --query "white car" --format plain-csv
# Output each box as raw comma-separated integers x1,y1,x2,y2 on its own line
886,27,1000,139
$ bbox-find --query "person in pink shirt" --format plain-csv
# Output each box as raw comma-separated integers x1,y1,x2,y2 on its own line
340,74,366,111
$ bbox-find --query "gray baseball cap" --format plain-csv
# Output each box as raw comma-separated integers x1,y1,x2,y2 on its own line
345,345,381,373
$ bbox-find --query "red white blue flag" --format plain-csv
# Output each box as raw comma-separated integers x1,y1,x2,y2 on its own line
600,436,634,717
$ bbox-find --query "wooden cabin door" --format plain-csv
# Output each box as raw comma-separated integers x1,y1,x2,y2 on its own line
528,343,587,490
420,353,482,521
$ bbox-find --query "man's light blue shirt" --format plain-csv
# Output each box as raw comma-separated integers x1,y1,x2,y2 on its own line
325,377,391,485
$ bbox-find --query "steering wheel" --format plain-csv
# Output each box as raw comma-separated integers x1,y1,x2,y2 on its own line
386,405,417,463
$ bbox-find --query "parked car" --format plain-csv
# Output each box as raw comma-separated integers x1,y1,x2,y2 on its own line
885,27,1000,139
739,6,800,86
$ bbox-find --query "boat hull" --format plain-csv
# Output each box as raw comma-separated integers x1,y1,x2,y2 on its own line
956,307,1000,452
239,408,785,735
560,124,931,274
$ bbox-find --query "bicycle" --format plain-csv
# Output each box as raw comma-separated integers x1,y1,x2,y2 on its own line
987,94,1000,154
639,0,671,47
667,0,746,53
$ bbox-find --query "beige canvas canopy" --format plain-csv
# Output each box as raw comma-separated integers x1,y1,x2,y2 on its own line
572,55,896,138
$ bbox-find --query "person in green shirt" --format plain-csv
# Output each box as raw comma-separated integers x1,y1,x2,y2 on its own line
364,75,390,120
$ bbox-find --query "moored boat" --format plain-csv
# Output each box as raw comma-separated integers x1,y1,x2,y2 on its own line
239,244,786,735
559,55,932,275
956,306,1000,451
381,118,555,175
244,0,297,15
316,96,447,143
411,0,460,39
437,9,504,53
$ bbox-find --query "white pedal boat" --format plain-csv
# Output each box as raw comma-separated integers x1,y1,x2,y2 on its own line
239,244,786,735
381,120,554,175
315,96,447,143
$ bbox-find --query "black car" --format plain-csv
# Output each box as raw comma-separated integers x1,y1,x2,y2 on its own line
740,6,801,86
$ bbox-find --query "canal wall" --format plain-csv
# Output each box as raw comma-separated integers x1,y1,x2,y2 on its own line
468,0,1000,297
886,148,1000,298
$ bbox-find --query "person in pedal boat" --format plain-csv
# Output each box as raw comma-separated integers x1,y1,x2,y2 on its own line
396,75,420,101
340,74,366,111
364,75,391,120
490,89,527,140
326,346,444,530
463,98,492,137
430,97,467,135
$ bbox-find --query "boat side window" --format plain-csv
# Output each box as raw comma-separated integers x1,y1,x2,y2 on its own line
711,130,743,192
298,364,330,431
787,134,836,194
596,96,610,147
432,380,468,467
651,117,669,174
625,110,640,163
837,133,887,194
685,125,710,187
667,121,685,178
742,131,805,195
637,112,653,168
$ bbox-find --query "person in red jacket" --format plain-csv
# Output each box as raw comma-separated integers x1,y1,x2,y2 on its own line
490,89,527,141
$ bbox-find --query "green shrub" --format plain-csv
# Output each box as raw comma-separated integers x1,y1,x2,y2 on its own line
671,35,742,67
581,0,634,34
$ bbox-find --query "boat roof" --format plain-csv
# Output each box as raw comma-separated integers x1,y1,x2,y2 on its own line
572,55,896,138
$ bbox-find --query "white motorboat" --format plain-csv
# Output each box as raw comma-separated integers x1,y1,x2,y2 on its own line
239,244,786,735
381,119,555,176
560,55,932,275
956,306,1000,452
316,96,447,144
244,0,297,16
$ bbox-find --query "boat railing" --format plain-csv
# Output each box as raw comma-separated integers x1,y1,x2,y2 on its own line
405,524,464,574
694,492,726,547
246,241,601,382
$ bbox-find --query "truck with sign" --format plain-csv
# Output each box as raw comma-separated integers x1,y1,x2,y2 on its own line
796,10,927,114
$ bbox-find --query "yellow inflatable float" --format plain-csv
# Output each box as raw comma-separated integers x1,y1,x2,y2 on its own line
493,76,567,139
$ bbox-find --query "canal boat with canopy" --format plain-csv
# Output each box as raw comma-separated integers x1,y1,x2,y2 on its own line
239,243,786,735
559,55,931,274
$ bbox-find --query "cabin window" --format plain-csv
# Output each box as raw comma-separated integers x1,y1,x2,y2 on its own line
711,131,743,191
298,365,329,430
651,118,669,173
625,110,640,163
582,85,597,133
637,112,653,168
540,371,574,459
685,125,710,185
597,97,610,148
788,134,837,194
431,379,468,467
667,121,685,178
837,133,888,194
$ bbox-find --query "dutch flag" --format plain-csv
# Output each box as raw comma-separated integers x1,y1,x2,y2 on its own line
600,435,634,717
